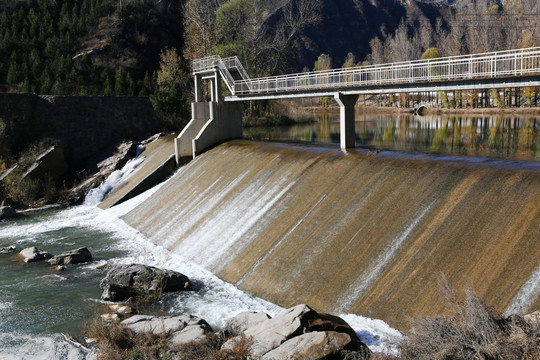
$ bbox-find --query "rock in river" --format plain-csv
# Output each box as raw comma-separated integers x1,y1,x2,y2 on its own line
0,205,17,220
100,264,192,302
48,247,92,265
18,246,53,263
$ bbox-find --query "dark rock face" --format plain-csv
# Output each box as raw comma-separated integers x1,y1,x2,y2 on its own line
100,264,192,302
0,205,17,220
18,247,53,263
22,145,68,182
48,247,92,265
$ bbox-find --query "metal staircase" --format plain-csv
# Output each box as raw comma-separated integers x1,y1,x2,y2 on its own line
193,55,251,95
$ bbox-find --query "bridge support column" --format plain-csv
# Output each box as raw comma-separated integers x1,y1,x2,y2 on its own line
334,93,358,149
210,67,222,103
194,74,203,102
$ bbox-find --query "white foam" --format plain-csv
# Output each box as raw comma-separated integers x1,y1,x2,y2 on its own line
341,313,403,355
84,156,145,206
0,333,95,360
504,263,540,316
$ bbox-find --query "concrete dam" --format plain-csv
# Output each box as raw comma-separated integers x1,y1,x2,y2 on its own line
118,140,540,330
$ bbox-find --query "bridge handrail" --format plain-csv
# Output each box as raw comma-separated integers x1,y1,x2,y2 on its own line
232,47,540,95
193,56,220,73
192,55,237,94
193,47,540,97
222,56,251,81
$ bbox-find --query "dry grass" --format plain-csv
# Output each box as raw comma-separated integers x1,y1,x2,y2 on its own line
85,316,253,360
400,279,540,360
85,317,171,360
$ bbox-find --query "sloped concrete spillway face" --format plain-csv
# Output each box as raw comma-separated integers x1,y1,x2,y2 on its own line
121,140,540,330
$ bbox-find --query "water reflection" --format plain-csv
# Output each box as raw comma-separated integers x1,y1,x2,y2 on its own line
243,113,540,161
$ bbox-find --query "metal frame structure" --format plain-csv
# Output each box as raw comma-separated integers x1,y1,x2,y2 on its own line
193,47,540,101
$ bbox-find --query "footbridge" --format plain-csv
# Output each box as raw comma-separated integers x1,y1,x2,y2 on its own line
175,47,540,161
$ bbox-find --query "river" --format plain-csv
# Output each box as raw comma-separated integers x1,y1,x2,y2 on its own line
244,112,540,161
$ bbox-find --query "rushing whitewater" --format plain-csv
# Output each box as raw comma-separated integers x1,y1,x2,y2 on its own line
0,153,403,359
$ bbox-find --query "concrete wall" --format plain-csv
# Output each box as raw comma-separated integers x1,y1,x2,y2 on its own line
175,101,242,161
174,102,211,162
0,93,160,170
193,102,242,157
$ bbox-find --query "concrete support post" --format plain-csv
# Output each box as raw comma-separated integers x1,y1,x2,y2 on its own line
334,93,359,149
194,74,202,102
211,67,222,103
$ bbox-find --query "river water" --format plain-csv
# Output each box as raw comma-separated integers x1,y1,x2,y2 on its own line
0,162,402,359
244,113,540,161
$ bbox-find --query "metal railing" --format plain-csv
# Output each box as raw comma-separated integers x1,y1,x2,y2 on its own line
222,56,251,82
194,47,540,97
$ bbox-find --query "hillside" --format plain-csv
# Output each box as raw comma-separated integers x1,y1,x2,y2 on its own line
288,0,445,70
0,0,184,96
0,0,447,94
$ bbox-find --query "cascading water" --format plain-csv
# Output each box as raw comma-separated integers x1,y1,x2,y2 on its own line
0,147,403,359
121,140,540,330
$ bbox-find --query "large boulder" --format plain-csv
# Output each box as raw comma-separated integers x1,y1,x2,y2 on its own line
168,324,212,346
222,304,371,358
260,331,353,360
48,247,92,265
18,246,53,263
226,311,272,334
100,264,191,301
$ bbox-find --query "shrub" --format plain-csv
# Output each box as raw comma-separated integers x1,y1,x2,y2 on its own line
85,318,171,360
400,280,540,360
85,316,253,360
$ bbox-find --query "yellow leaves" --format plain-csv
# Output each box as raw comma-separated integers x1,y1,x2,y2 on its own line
156,48,183,93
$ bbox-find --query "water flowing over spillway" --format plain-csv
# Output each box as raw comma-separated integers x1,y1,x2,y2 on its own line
121,140,540,330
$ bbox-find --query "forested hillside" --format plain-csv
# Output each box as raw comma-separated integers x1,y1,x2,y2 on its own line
1,0,539,97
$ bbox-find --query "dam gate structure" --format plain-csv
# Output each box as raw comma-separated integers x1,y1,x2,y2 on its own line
175,47,540,162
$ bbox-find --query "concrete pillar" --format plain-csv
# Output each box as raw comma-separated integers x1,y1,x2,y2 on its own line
194,74,202,102
210,67,222,103
334,93,359,149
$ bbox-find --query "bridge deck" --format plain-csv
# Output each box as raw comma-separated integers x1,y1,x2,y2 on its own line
194,47,540,101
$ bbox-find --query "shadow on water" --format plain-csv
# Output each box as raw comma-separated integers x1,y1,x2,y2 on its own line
243,112,540,161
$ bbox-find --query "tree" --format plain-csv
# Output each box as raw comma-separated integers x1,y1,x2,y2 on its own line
314,54,332,72
368,36,386,64
342,52,357,68
114,68,126,95
314,54,332,107
182,0,224,65
421,47,441,60
265,0,322,74
214,0,265,75
152,48,191,129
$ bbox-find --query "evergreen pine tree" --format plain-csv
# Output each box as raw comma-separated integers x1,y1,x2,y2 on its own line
114,68,126,95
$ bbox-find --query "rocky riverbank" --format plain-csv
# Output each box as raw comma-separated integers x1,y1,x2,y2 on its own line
0,93,162,209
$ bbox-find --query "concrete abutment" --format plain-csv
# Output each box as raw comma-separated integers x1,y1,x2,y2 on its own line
174,101,242,162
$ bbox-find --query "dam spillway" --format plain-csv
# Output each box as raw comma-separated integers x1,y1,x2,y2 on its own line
120,140,540,330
